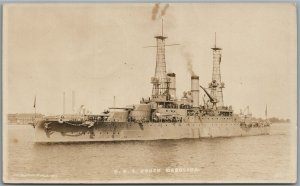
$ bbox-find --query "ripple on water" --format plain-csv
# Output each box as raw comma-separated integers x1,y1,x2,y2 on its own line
5,123,296,183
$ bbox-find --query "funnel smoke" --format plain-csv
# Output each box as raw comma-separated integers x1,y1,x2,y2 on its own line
151,3,169,21
183,51,195,76
160,4,169,17
151,3,160,20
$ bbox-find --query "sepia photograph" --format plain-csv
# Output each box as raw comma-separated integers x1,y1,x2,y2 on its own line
2,3,297,183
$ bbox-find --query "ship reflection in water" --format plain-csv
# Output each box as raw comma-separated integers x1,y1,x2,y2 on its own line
7,124,295,183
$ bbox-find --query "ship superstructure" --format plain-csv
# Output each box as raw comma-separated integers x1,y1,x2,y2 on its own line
33,21,270,143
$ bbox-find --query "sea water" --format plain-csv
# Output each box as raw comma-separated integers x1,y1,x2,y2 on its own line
4,123,296,183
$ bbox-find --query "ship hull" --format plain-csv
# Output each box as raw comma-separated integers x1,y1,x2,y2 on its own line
34,120,271,143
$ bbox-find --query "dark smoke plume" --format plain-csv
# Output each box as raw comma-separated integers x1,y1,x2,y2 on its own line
183,50,195,76
160,4,169,17
152,3,160,20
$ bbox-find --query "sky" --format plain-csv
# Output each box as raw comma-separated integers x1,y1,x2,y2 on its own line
3,3,297,119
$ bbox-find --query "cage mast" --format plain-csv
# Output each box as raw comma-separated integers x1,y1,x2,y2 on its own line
151,19,169,98
209,33,225,108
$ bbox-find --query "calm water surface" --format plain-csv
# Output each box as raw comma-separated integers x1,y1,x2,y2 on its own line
5,123,296,183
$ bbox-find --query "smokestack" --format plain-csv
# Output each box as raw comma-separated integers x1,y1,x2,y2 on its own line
167,73,176,99
191,75,199,107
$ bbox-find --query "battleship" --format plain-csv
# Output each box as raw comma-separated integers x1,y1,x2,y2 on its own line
33,22,271,143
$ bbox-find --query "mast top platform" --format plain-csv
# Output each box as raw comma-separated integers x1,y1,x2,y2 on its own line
155,35,168,40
